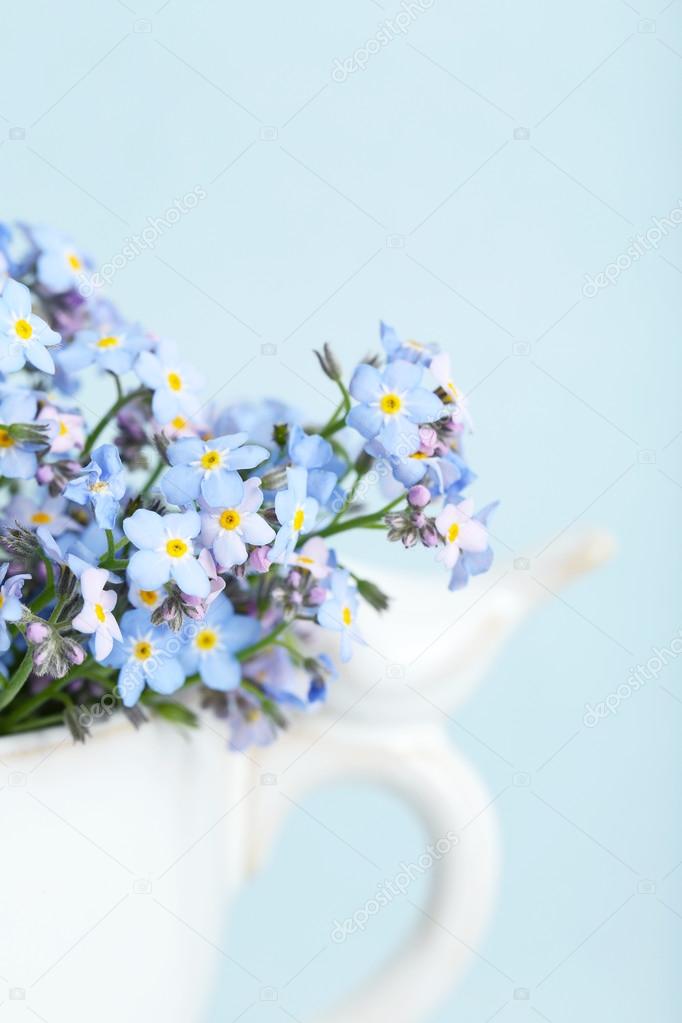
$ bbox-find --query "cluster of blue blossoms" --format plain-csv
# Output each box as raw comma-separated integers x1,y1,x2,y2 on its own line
0,222,496,750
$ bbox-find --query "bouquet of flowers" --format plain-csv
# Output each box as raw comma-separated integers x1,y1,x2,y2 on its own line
0,222,497,750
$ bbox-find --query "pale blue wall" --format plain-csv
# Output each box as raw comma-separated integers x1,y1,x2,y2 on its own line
2,1,681,1020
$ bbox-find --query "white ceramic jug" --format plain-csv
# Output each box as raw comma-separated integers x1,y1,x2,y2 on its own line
0,529,611,1023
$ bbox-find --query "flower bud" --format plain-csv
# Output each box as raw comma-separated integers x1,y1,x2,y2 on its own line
408,485,430,508
26,621,51,644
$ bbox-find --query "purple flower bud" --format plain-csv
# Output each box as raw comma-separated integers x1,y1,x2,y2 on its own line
308,586,326,605
66,641,86,666
420,523,441,548
408,485,431,508
27,621,51,644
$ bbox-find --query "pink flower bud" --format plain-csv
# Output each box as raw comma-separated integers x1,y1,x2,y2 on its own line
248,546,271,574
408,485,431,508
308,586,327,606
27,621,51,644
67,642,86,665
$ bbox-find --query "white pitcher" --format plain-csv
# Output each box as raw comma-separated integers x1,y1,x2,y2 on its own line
0,529,611,1023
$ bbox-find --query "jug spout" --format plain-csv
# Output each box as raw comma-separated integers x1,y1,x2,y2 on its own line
403,526,616,714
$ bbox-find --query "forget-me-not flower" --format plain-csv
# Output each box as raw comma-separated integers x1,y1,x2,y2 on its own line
5,493,79,537
29,226,91,294
106,608,186,707
123,507,210,598
180,594,259,690
72,566,122,661
269,467,319,563
0,279,61,374
64,444,126,529
200,477,275,569
380,321,439,366
347,359,443,456
135,343,204,425
435,497,490,576
317,569,364,662
438,500,497,591
60,319,148,377
0,390,44,479
0,564,30,653
161,432,269,508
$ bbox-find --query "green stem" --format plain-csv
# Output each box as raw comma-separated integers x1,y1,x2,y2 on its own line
310,495,405,540
0,712,65,735
3,656,106,725
0,650,35,711
82,387,149,455
236,621,289,662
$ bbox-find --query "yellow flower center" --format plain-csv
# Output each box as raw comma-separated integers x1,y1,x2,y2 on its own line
90,480,109,493
0,429,15,448
133,640,152,661
58,420,68,436
167,371,182,392
0,594,4,610
67,252,82,271
95,603,106,623
410,451,428,460
200,449,221,470
342,606,353,627
31,511,52,525
447,522,460,544
293,508,305,532
14,318,33,340
171,416,187,430
138,589,158,606
166,538,188,558
297,555,314,566
380,392,402,415
96,335,119,349
219,509,241,531
195,628,218,651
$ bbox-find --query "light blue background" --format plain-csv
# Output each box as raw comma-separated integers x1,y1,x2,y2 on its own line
1,1,681,1020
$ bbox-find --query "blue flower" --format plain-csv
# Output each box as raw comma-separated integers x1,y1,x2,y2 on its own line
0,564,30,653
445,501,498,591
64,444,126,529
317,569,364,662
0,279,61,374
0,390,42,479
29,226,91,294
200,477,275,570
288,425,340,508
161,432,269,508
123,508,210,598
59,318,148,376
269,467,319,563
347,359,443,455
380,321,439,365
180,594,259,690
135,343,204,425
224,690,278,752
106,609,186,707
